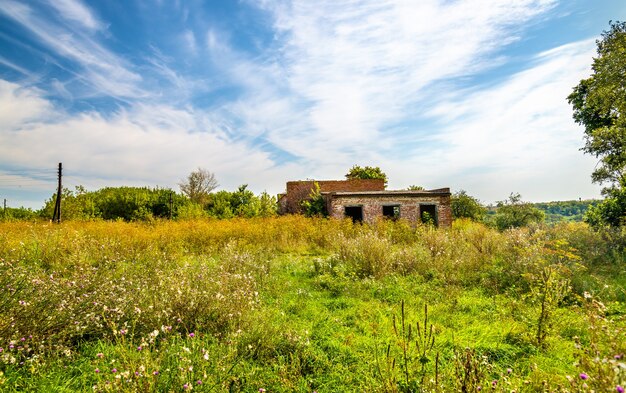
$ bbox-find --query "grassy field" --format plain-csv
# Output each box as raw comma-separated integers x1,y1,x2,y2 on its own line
0,217,624,392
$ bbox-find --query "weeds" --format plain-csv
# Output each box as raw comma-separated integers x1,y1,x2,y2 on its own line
0,217,624,391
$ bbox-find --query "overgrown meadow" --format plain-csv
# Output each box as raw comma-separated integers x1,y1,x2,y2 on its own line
0,217,624,392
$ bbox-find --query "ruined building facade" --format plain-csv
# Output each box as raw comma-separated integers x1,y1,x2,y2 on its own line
278,179,452,227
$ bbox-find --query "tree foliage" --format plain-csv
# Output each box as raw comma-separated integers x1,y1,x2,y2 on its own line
451,190,486,221
345,165,388,187
204,185,277,219
492,193,544,231
568,21,626,227
179,168,219,205
40,186,188,221
300,182,327,217
584,187,626,228
532,200,600,223
38,184,277,221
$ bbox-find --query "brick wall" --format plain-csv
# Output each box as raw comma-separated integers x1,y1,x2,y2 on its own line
281,179,385,214
328,193,452,227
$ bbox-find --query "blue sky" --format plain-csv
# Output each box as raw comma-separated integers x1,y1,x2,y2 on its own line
0,0,624,209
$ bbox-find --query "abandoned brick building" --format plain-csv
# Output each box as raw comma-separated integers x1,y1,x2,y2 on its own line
278,179,452,227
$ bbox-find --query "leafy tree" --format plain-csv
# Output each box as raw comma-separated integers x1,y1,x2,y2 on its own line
40,186,97,221
451,190,486,221
1,206,38,221
345,165,388,187
301,182,327,217
407,185,425,190
179,168,219,205
568,21,626,226
584,187,626,227
492,193,545,230
205,185,278,219
40,186,188,221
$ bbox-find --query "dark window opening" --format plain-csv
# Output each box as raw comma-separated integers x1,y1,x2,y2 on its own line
420,204,438,226
344,206,363,223
382,205,400,220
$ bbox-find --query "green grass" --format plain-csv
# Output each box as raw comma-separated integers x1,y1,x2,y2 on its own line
0,217,624,392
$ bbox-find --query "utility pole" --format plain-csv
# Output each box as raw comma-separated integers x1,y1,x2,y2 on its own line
52,162,62,223
2,198,6,217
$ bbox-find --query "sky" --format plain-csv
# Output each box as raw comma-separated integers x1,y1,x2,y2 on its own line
0,0,625,209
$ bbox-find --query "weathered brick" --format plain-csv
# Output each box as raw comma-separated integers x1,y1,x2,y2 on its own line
278,179,452,228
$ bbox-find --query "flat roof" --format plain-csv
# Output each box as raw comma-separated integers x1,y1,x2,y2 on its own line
325,188,450,197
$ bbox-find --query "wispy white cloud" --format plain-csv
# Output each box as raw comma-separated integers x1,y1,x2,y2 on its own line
182,30,197,55
388,39,601,202
0,0,144,99
46,0,103,31
0,80,295,197
0,80,54,129
236,0,560,162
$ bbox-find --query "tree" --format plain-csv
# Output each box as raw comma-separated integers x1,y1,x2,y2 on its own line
407,185,425,191
179,168,219,205
568,21,626,189
492,193,544,230
451,190,486,221
345,165,388,187
300,182,327,217
568,21,626,226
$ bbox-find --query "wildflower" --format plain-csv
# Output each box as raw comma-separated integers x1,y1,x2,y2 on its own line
137,346,142,351
507,368,512,374
0,348,3,353
616,355,623,360
96,353,104,358
111,368,117,373
617,386,624,393
477,387,482,391
153,371,159,375
20,337,25,342
135,371,139,376
119,329,127,335
259,389,266,392
579,373,588,380
491,380,498,387
183,383,189,389
189,333,195,338
197,380,202,385
95,368,100,373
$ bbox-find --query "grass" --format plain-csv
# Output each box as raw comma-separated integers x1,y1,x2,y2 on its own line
0,217,624,392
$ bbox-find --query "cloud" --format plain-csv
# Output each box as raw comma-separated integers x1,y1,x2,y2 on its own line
0,80,297,200
394,39,601,202
0,80,54,129
46,0,103,31
0,0,144,99
182,30,197,55
211,0,559,166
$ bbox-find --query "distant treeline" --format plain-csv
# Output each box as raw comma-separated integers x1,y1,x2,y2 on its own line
530,200,600,223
